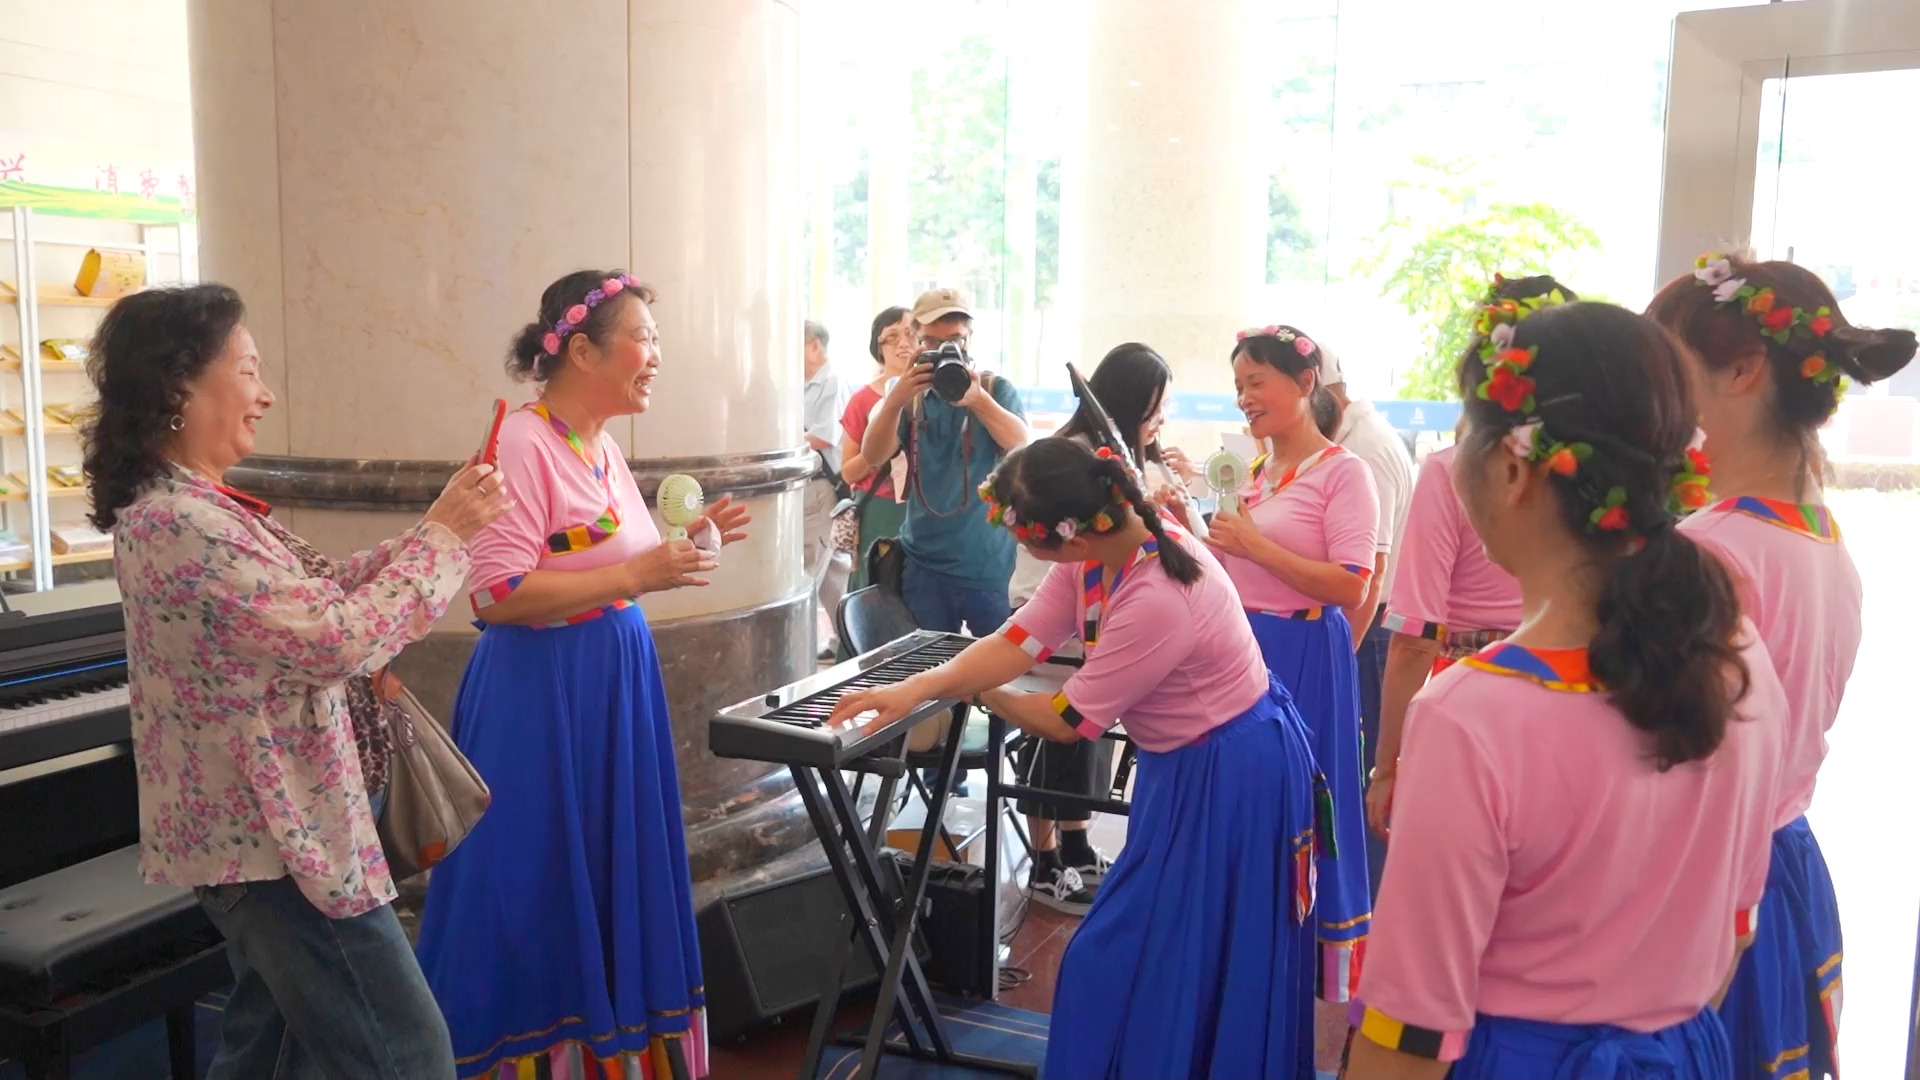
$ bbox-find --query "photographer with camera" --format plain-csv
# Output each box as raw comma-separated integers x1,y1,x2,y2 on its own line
860,287,1028,640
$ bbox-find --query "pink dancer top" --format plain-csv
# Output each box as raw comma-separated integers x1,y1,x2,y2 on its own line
1381,446,1523,640
999,527,1267,752
1215,446,1379,614
1353,639,1784,1061
467,404,662,625
1680,496,1861,826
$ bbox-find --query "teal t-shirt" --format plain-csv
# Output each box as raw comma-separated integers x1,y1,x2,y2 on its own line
895,378,1024,592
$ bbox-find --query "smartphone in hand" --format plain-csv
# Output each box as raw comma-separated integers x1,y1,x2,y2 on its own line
479,398,508,467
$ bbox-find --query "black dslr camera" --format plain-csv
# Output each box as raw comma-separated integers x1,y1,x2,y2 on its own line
916,341,973,405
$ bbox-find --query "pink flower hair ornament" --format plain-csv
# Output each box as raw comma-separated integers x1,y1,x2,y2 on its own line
543,274,640,358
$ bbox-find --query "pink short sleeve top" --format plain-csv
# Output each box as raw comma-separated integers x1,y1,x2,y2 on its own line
1353,636,1785,1062
1216,446,1379,614
998,526,1268,752
1382,446,1523,640
466,404,662,622
1680,497,1861,825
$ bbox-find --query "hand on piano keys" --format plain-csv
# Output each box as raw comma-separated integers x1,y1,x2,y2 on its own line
827,683,925,731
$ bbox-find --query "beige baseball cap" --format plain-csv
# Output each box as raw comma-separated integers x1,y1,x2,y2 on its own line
912,287,972,325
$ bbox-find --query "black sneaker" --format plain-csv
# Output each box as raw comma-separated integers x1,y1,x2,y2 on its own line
1066,847,1112,885
1028,863,1096,915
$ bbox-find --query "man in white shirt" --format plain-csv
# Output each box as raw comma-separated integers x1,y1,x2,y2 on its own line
1320,347,1412,901
804,320,852,659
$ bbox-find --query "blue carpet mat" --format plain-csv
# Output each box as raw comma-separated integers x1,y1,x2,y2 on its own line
818,996,1049,1079
1,992,1051,1079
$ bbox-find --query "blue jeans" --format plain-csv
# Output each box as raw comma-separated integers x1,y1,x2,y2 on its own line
195,876,455,1080
1354,608,1390,902
900,555,1012,636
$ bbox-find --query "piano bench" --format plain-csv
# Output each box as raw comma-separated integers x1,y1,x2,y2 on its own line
0,846,231,1080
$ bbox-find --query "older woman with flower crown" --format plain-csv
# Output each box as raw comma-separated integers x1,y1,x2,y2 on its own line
416,270,748,1080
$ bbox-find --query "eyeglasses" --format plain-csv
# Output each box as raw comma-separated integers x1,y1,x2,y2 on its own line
879,332,916,348
917,332,969,350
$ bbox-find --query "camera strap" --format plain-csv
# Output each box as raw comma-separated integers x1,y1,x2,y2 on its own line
906,400,975,519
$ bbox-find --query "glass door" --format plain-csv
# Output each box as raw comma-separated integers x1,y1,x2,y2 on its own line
1658,3,1920,1075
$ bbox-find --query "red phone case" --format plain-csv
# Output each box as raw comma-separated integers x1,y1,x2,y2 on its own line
480,398,508,466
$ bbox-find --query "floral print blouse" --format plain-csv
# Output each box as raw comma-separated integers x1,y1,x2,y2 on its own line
114,468,470,918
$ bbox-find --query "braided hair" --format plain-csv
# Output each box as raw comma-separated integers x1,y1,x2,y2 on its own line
988,438,1202,586
1455,301,1751,770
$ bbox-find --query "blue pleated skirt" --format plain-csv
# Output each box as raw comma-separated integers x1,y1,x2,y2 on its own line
1718,815,1842,1080
1246,608,1369,1002
415,606,707,1080
1453,1011,1732,1079
1044,677,1319,1080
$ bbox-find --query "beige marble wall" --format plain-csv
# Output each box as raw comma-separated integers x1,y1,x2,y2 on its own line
187,0,805,622
1076,0,1266,397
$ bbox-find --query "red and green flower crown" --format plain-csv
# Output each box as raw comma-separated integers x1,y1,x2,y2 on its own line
978,447,1128,544
1471,275,1713,531
1692,253,1845,393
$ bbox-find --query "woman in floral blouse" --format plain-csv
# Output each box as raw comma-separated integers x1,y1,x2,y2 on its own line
86,284,510,1080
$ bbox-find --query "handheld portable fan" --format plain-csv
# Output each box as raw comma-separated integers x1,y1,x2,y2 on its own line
1066,362,1142,487
657,473,705,542
1203,450,1252,516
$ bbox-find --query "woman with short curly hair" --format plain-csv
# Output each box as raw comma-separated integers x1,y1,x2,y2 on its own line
88,283,510,1080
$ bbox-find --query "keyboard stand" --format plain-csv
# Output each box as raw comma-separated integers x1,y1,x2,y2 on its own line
792,700,1036,1080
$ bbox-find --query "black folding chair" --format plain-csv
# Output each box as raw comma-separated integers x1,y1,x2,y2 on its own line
835,587,1029,860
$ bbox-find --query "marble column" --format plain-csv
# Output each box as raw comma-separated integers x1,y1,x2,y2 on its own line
187,0,817,907
1075,0,1266,440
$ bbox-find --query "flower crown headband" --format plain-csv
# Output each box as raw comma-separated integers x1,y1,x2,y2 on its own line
540,274,639,358
1236,324,1317,358
977,447,1128,544
1470,276,1712,530
1692,253,1843,390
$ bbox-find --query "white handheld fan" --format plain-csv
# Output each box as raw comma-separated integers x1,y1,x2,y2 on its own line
657,473,705,542
1203,450,1251,516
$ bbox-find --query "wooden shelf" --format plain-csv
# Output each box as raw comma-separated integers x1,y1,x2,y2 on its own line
0,473,86,503
0,416,76,437
0,345,86,373
0,281,120,309
0,548,111,574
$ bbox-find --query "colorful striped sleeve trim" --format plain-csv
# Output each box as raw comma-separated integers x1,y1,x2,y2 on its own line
1381,610,1445,641
1348,1002,1470,1062
1051,690,1107,741
1735,901,1761,940
1342,563,1374,581
1000,622,1054,662
470,575,525,615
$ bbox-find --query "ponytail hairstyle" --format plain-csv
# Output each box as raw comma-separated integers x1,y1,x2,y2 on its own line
1646,253,1917,485
508,269,656,382
982,437,1203,586
1229,324,1337,436
1455,297,1751,770
1056,342,1173,471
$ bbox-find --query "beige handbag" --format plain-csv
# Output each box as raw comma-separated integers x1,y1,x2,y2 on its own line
371,670,491,880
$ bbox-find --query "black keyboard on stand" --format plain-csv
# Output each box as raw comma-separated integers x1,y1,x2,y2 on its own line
711,629,1034,1080
711,630,971,770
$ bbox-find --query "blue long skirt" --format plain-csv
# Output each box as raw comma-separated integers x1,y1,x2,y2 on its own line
1246,608,1369,1002
415,606,706,1080
1045,677,1319,1080
1452,1011,1732,1079
1718,815,1842,1080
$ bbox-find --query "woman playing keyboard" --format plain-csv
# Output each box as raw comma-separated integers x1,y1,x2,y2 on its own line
830,436,1322,1080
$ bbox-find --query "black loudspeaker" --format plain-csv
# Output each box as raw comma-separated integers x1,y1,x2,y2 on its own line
698,857,928,1041
906,856,994,998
